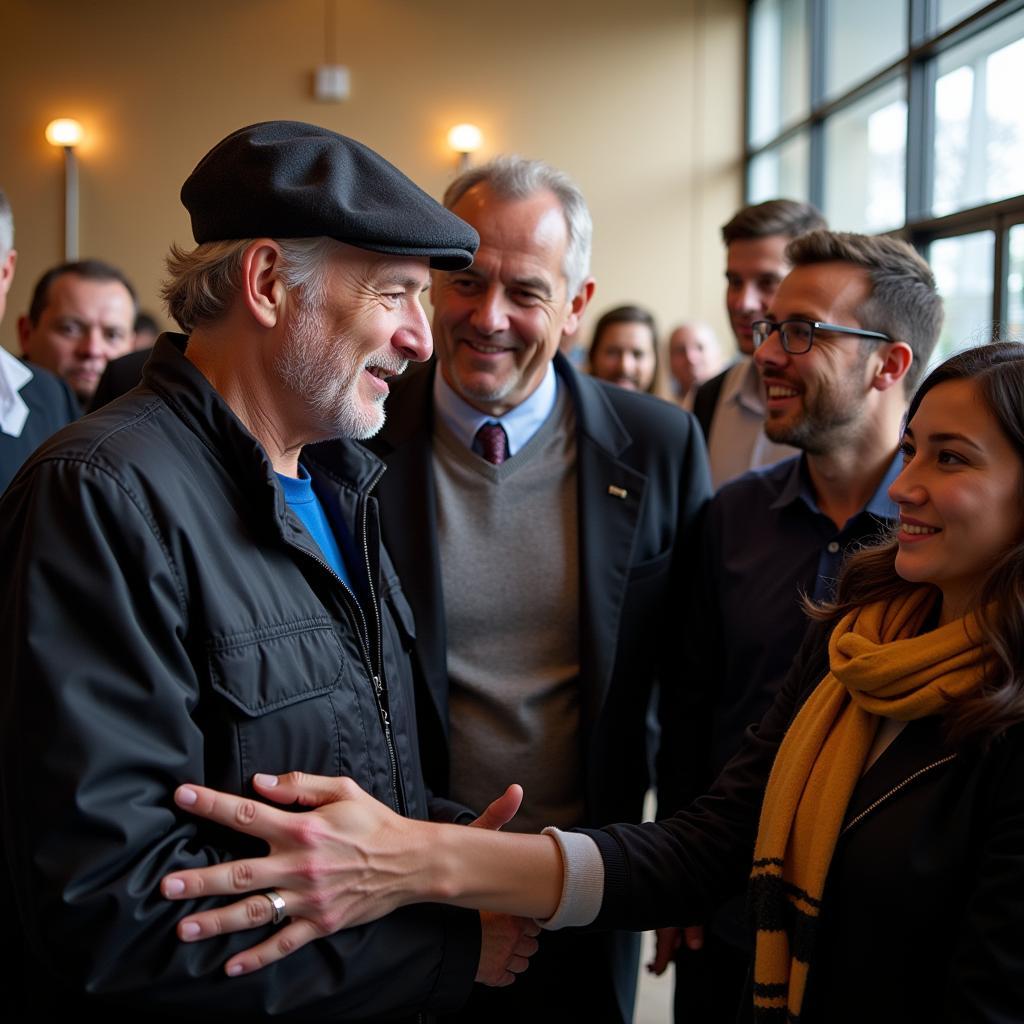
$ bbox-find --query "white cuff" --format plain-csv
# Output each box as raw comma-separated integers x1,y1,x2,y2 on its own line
539,827,604,930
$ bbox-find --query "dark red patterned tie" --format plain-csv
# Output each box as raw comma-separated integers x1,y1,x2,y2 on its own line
475,422,508,465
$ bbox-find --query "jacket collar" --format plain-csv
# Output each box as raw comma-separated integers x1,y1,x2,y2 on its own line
145,333,386,520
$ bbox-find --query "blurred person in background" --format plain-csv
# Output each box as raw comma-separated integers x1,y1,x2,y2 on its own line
17,258,137,409
667,321,724,409
587,304,659,393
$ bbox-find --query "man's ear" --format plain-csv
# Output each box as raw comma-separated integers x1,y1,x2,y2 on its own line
561,277,596,341
17,313,33,357
239,240,287,329
0,248,17,297
872,340,914,393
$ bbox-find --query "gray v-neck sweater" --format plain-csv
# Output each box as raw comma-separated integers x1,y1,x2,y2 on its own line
432,386,583,834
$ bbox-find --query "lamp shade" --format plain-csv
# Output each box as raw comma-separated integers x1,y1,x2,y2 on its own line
447,123,483,155
45,118,84,148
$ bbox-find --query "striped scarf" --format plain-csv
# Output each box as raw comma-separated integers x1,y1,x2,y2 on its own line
750,587,994,1022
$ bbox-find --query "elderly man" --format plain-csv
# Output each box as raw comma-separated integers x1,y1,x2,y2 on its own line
160,155,712,1022
17,258,137,408
666,321,723,408
693,199,826,487
664,229,943,1022
0,121,536,1020
0,189,78,491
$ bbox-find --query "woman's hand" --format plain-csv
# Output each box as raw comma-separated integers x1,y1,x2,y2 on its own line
161,772,433,975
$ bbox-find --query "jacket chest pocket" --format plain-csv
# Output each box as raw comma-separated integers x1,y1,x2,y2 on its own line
207,617,375,788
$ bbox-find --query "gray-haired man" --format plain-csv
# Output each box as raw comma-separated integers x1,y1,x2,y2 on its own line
1,121,537,1021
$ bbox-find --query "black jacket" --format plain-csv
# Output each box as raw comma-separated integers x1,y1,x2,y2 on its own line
589,619,1024,1022
0,335,478,1020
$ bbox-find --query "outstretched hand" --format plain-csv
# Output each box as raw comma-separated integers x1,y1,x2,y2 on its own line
465,784,541,986
161,772,425,976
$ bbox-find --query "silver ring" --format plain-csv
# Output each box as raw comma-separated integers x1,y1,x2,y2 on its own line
263,890,287,926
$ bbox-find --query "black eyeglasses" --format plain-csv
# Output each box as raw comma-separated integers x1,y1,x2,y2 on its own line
751,318,892,355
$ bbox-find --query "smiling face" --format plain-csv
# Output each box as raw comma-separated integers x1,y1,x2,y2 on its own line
431,183,590,416
19,273,135,403
274,246,432,440
890,378,1023,623
725,235,791,355
752,262,881,455
590,321,657,392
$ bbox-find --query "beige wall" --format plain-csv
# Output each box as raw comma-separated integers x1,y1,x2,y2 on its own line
0,0,744,360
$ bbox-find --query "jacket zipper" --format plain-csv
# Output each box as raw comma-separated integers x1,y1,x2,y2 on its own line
840,753,957,837
290,464,404,816
358,472,405,817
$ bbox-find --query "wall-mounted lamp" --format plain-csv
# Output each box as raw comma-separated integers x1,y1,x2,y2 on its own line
447,123,483,173
46,118,83,260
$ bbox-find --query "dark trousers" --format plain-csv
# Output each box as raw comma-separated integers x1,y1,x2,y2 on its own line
671,930,751,1024
442,928,640,1024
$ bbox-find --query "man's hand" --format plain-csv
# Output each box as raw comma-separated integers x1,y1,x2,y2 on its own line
469,784,523,831
647,925,703,975
160,772,429,976
476,911,540,986
466,785,537,985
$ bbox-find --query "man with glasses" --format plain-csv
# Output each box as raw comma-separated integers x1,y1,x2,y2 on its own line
660,229,943,1023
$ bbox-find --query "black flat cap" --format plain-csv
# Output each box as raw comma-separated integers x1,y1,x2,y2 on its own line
181,121,478,270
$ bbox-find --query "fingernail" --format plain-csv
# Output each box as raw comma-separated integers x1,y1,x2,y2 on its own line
253,773,278,788
164,877,185,897
177,786,198,806
180,921,201,939
226,962,245,977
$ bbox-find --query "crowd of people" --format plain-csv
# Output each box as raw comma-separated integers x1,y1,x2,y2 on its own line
1,119,1022,1024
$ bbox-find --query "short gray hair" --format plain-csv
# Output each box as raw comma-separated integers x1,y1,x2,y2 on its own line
162,237,337,332
442,155,592,296
0,189,13,258
786,229,944,393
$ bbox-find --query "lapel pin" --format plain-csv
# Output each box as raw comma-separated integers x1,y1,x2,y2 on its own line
607,485,628,499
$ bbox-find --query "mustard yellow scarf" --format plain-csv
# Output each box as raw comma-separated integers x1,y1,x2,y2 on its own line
750,587,994,1021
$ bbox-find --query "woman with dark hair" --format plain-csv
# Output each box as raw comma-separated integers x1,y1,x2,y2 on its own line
587,304,660,393
165,342,1024,1021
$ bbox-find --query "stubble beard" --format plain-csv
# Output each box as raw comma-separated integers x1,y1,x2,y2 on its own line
275,296,402,441
446,353,519,408
763,360,870,456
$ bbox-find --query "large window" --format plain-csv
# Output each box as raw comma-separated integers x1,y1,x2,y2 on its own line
746,0,1024,359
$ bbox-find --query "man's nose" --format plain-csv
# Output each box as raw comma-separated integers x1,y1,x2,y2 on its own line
752,327,787,371
394,299,433,364
77,326,107,358
469,286,510,335
731,282,762,314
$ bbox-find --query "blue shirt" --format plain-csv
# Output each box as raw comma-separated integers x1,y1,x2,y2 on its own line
698,452,901,781
432,362,558,457
276,467,352,590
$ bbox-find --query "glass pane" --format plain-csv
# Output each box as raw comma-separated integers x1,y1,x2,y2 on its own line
747,132,811,203
928,231,995,365
932,8,1024,217
1006,223,1024,340
825,0,907,99
748,0,810,148
937,0,990,34
823,80,907,232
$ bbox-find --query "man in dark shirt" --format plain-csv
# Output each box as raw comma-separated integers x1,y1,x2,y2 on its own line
664,229,944,1022
0,188,78,492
